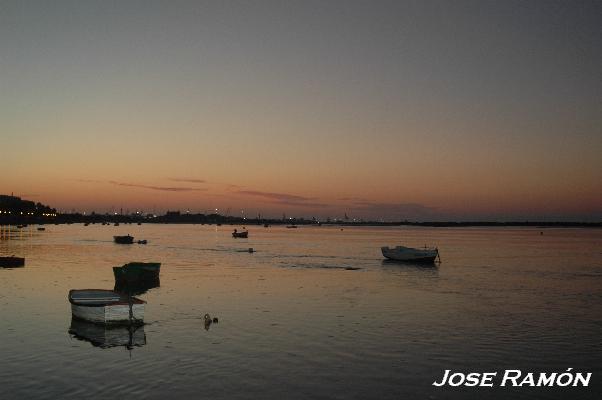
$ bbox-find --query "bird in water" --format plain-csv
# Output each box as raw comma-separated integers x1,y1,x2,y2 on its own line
204,313,219,329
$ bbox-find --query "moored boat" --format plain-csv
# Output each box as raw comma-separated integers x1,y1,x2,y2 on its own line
69,289,145,325
0,256,25,267
381,245,439,263
114,234,134,244
113,262,161,284
232,229,248,238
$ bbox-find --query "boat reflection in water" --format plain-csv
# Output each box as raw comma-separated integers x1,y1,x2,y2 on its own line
380,259,440,282
114,276,160,296
381,259,439,268
69,317,146,349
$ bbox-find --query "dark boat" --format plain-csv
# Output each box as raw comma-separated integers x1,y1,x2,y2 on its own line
37,227,45,231
114,276,160,296
0,256,25,268
381,246,439,263
113,262,161,284
232,229,248,238
286,225,298,229
137,240,147,244
113,235,134,244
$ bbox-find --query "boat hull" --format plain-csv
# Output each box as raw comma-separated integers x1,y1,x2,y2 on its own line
232,232,248,238
70,303,145,325
113,262,161,284
113,235,134,244
381,246,438,263
69,289,145,325
0,257,25,267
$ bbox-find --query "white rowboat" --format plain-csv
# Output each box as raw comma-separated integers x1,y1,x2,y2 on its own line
69,289,145,325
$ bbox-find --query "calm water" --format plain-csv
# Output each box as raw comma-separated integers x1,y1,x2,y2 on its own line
0,224,600,399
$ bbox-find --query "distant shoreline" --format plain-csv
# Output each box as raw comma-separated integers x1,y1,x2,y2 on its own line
2,194,599,228
0,215,600,228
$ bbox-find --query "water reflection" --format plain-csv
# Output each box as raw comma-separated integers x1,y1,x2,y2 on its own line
0,225,34,241
381,259,439,269
380,259,439,278
68,318,146,349
1,224,600,400
114,276,160,296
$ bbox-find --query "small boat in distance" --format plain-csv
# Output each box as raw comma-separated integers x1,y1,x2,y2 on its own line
286,225,298,229
381,245,439,263
69,289,145,325
37,227,45,231
114,235,134,244
113,262,161,285
232,229,248,238
0,256,25,268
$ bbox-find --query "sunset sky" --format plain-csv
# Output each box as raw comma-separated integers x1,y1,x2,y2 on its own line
1,1,601,221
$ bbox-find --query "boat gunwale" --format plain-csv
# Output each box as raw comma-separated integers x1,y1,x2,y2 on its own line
68,289,146,306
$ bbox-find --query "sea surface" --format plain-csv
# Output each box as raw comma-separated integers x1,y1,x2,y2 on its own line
0,224,600,399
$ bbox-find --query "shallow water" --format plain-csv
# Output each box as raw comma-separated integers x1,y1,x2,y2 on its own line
0,224,600,399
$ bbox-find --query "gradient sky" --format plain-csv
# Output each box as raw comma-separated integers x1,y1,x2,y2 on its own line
1,0,601,221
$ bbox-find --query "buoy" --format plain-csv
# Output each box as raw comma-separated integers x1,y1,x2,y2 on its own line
248,248,254,253
212,317,219,323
